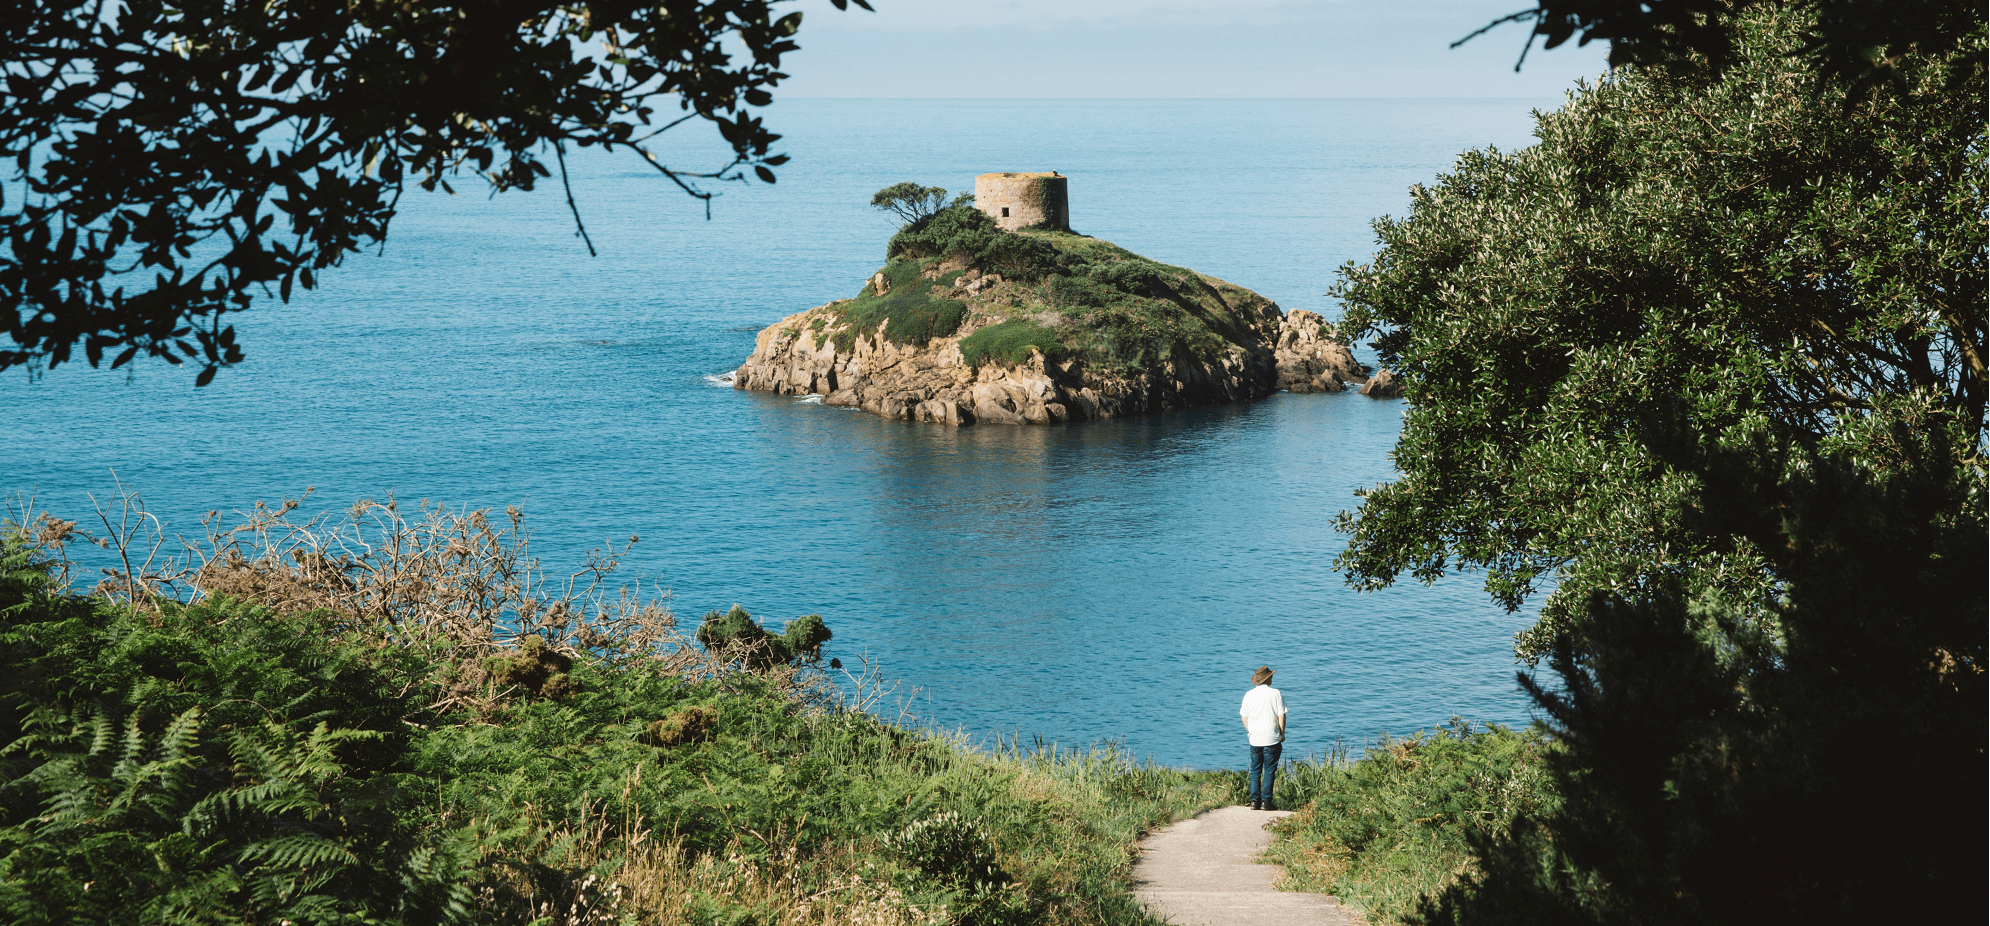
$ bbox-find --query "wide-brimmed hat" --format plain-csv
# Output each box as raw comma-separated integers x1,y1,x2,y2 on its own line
1252,666,1274,685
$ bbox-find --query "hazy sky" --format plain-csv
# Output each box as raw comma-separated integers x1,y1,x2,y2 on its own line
778,0,1611,98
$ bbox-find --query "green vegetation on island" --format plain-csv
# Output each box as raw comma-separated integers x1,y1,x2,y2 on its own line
833,202,1262,374
0,503,1241,926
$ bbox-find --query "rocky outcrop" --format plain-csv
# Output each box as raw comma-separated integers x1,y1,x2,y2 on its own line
1273,310,1365,394
1359,368,1402,398
734,256,1375,426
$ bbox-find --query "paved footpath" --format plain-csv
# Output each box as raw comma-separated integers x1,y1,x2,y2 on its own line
1131,805,1367,926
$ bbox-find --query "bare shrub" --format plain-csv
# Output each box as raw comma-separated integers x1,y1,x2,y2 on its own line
5,476,193,605
6,481,861,716
186,495,681,661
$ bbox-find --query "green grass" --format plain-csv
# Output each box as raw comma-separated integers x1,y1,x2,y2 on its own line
959,320,1067,367
1262,721,1556,926
828,258,969,351
0,534,1241,926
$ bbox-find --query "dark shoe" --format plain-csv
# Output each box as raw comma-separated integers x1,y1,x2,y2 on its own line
1262,800,1277,812
1249,800,1261,810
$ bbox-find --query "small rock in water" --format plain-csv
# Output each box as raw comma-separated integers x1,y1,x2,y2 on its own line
1360,369,1403,399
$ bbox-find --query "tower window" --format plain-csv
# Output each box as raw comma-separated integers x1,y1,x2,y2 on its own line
1001,207,1010,217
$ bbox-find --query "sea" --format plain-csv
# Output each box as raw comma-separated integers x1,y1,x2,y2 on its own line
3,99,1559,769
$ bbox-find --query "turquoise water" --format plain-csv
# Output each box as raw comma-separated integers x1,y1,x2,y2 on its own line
3,99,1554,769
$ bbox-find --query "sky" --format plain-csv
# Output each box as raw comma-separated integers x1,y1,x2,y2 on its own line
776,0,1612,98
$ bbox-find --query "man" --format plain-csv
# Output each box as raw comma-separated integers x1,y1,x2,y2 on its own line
1240,665,1287,811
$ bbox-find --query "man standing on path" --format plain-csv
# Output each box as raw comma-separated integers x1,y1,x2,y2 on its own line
1241,666,1286,811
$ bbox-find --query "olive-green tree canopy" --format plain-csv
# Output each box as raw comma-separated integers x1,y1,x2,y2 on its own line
870,181,972,227
1334,2,1985,920
1336,3,1985,657
1,0,872,384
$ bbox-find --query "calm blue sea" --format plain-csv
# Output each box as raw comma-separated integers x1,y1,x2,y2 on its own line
4,99,1556,769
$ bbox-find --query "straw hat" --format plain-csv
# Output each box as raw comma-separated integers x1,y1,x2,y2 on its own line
1252,666,1274,685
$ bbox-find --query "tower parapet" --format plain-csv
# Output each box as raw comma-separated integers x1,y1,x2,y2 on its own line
974,172,1069,232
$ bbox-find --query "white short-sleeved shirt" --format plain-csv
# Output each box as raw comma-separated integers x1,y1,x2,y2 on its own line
1241,684,1286,746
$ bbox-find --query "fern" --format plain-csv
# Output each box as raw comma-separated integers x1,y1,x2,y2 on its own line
0,559,468,926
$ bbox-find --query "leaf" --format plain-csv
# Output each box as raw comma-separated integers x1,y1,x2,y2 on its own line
755,165,777,184
195,365,217,387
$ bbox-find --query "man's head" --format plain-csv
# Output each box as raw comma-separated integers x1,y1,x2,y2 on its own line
1253,666,1274,686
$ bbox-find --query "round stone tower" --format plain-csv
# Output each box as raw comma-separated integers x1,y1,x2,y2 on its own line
975,172,1069,232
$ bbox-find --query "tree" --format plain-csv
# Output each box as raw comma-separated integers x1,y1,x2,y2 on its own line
1334,2,1985,920
1,0,872,384
1462,0,1978,94
871,181,972,227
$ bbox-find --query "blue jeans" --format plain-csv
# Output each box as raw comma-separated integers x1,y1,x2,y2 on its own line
1249,742,1283,804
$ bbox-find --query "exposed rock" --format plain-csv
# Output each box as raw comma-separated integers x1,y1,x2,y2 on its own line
1273,310,1367,394
1359,369,1403,399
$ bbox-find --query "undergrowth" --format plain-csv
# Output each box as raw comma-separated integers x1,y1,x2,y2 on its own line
0,493,1241,926
1263,721,1555,926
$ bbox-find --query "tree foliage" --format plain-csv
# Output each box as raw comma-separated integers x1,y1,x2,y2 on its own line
1466,0,1978,95
870,181,971,227
1,0,873,384
1337,2,1985,655
1335,2,1985,920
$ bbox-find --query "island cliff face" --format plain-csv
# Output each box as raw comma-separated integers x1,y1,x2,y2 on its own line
733,207,1383,426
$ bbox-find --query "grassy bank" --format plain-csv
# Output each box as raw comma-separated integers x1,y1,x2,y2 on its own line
1263,721,1555,925
0,501,1241,926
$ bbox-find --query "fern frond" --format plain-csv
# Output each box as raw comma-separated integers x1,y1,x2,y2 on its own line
109,711,149,782
237,833,360,871
149,707,203,802
83,707,115,758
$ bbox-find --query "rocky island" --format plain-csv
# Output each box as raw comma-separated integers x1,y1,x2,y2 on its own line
734,173,1397,425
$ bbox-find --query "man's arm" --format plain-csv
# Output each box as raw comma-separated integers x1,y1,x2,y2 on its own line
1277,710,1287,738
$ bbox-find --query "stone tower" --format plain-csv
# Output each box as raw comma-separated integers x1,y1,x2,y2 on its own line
975,172,1069,232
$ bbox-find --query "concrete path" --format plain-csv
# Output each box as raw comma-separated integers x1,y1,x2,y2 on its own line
1131,805,1366,926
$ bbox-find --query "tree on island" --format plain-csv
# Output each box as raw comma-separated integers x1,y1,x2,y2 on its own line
870,182,973,227
1339,1,1985,921
0,0,872,385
